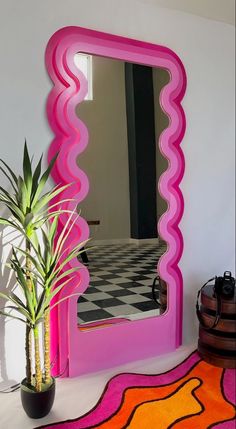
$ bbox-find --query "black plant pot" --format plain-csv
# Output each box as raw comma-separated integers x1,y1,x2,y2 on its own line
21,378,55,419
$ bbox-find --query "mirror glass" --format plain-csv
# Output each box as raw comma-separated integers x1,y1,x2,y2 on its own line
75,54,169,328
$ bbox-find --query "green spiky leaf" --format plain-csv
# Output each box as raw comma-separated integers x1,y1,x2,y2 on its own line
31,153,59,208
31,154,43,198
0,310,28,325
23,141,32,193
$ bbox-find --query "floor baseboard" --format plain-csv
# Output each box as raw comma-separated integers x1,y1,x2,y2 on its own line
91,238,160,246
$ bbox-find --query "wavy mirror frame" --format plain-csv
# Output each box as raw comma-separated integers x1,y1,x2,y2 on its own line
45,26,186,377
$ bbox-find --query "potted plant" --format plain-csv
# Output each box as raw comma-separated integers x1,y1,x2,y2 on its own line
0,144,87,418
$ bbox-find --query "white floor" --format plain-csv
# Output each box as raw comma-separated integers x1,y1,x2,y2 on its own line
0,344,196,429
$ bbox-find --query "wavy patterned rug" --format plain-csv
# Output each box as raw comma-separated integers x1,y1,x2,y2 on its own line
37,351,236,429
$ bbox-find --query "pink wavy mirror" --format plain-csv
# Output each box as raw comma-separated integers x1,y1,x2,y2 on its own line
45,26,186,377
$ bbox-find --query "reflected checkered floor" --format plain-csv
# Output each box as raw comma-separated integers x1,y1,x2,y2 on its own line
77,242,167,325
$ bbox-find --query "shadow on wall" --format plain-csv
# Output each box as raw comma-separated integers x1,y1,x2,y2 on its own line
0,204,24,387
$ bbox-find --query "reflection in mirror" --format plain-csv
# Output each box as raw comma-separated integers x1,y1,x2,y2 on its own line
75,54,169,328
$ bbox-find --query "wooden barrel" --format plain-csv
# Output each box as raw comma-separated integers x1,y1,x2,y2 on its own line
197,284,236,368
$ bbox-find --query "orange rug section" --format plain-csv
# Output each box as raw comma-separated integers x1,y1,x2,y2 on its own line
93,360,235,428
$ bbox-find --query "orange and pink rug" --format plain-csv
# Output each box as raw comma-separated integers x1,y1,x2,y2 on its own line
37,351,236,429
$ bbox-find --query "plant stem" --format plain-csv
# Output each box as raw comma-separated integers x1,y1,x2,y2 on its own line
25,326,33,385
25,239,33,385
25,239,32,291
33,325,42,392
44,308,51,384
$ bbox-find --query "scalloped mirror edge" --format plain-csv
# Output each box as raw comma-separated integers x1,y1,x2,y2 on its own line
45,26,186,377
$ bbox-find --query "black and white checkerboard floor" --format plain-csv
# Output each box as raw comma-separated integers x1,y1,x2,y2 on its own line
77,242,167,325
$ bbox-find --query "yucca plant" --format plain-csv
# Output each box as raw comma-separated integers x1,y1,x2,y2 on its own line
0,213,87,392
15,212,88,389
0,143,87,397
0,142,71,387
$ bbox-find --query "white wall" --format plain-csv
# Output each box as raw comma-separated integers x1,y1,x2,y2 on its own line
139,0,235,26
0,0,235,382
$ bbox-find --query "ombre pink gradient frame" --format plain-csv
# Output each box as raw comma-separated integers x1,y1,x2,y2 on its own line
45,26,186,377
